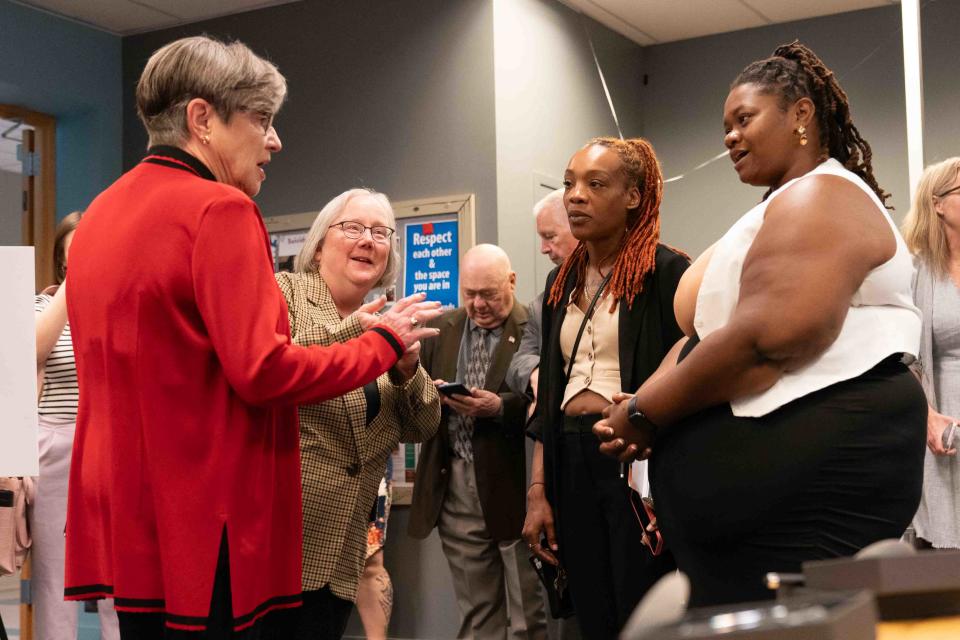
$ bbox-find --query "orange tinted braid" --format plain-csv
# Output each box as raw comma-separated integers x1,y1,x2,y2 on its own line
548,137,663,311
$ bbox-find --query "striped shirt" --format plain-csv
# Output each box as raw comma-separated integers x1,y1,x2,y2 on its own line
35,293,78,420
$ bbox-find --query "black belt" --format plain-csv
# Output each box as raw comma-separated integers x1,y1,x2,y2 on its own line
561,413,603,434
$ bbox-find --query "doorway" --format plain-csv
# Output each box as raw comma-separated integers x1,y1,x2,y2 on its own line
0,105,56,292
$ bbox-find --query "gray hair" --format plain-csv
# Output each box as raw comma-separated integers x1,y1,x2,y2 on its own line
136,35,287,147
533,188,565,218
294,189,400,289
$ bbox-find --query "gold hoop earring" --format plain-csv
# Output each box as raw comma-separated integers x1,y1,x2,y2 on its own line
797,125,808,146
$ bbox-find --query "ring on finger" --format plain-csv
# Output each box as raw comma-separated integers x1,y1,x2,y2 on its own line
410,315,420,327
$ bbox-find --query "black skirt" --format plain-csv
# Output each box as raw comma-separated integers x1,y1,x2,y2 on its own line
651,340,927,608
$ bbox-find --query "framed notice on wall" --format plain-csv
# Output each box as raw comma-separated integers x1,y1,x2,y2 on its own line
394,193,475,309
402,218,459,307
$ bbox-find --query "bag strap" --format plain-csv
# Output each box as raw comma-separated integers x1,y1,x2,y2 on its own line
15,482,30,550
564,272,613,382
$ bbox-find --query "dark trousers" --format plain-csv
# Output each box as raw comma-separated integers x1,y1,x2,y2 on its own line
117,529,298,639
652,356,927,608
294,586,354,640
558,418,676,640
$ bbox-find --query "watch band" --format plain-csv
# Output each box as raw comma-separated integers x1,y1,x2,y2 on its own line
626,396,658,439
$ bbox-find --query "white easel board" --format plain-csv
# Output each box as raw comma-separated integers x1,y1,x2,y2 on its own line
0,247,39,476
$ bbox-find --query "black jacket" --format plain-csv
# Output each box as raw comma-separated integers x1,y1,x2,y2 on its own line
528,244,689,525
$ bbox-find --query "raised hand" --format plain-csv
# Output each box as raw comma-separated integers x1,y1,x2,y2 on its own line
375,292,442,349
354,295,388,330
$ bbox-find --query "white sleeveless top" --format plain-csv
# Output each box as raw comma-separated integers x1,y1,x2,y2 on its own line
694,158,920,417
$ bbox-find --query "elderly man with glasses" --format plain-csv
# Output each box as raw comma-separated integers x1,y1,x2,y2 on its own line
409,244,547,640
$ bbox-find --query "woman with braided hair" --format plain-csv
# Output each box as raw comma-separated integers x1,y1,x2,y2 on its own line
523,136,688,638
595,42,926,607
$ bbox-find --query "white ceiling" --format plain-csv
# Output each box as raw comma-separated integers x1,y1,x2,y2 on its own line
0,118,32,175
14,0,900,40
12,0,301,35
560,0,900,45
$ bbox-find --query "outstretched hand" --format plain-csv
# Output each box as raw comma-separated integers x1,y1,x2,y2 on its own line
372,292,442,349
354,296,387,330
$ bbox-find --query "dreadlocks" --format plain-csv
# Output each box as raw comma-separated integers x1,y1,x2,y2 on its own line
547,137,663,311
733,40,890,206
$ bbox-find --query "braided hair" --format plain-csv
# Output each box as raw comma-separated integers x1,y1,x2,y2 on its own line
547,137,663,311
733,41,889,206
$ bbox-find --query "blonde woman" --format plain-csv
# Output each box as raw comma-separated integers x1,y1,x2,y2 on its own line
903,157,960,549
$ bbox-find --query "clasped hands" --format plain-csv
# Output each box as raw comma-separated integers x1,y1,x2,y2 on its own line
433,379,503,418
592,391,655,463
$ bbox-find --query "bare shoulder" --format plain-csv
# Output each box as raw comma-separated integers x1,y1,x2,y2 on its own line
761,173,894,267
675,243,715,337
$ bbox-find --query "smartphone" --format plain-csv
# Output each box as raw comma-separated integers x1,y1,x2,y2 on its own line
438,382,471,397
628,490,664,556
943,421,958,450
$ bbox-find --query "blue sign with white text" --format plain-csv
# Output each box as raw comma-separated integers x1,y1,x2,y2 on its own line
404,219,459,308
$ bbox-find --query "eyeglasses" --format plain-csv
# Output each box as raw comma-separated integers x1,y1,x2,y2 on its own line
331,221,395,243
935,185,960,199
238,107,274,134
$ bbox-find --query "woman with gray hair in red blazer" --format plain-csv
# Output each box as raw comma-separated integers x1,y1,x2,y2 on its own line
64,36,439,639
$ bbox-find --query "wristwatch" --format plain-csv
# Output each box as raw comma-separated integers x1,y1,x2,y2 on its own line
626,396,658,441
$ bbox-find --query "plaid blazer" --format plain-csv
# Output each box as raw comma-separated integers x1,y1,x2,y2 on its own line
276,271,441,599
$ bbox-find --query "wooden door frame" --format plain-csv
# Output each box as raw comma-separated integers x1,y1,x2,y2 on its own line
0,105,56,291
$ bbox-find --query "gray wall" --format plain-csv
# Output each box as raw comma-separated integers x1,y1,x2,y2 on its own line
920,0,960,167
642,5,911,258
492,0,644,302
0,170,21,245
0,0,122,219
122,0,499,241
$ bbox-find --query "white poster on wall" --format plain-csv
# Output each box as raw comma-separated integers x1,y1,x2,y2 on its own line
0,247,39,476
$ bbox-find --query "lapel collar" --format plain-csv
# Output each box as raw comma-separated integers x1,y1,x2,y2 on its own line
548,271,577,380
305,273,345,328
440,309,467,384
618,280,652,392
484,299,526,391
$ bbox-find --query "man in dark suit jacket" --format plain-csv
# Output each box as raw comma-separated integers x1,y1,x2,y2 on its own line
410,244,546,640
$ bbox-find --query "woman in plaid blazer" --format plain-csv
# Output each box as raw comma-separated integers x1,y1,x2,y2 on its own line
276,188,441,640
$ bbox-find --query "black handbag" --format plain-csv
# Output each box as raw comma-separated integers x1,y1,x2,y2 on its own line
528,545,575,619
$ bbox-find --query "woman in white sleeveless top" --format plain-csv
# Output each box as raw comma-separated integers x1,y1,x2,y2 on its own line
594,42,926,607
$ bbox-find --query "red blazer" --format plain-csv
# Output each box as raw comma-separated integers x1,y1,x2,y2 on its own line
63,147,405,631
